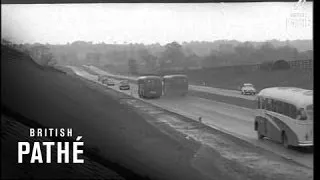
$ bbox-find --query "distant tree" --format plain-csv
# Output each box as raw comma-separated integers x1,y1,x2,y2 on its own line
234,42,255,56
159,41,185,70
272,60,290,71
218,43,235,54
138,48,157,71
128,58,138,75
184,53,200,69
1,38,13,46
258,42,276,59
86,52,102,65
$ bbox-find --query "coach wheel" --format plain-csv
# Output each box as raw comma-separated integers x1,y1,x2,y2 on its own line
282,132,289,148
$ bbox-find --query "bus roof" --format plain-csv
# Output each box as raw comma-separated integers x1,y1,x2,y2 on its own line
258,87,313,108
243,83,253,86
137,76,162,80
163,74,187,79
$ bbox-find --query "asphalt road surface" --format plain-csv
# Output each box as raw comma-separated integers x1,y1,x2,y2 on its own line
67,65,313,169
83,65,256,101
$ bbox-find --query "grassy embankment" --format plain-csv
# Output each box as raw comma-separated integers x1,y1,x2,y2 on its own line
1,45,209,180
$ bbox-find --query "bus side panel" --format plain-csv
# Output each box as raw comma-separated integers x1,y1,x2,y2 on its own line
138,83,141,95
266,113,299,146
140,84,145,97
266,118,282,143
281,120,299,146
255,116,267,136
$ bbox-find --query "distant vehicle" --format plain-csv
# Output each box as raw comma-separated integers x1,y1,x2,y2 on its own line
119,80,130,90
98,75,108,83
105,79,115,86
240,83,256,95
137,76,162,99
254,87,313,148
163,74,188,96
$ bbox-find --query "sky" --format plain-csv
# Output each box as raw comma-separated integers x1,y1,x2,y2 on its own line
1,2,313,45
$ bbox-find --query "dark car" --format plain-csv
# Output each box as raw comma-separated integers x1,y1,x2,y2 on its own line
119,80,130,90
105,79,115,86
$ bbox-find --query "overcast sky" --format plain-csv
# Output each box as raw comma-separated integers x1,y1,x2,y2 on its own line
1,2,313,45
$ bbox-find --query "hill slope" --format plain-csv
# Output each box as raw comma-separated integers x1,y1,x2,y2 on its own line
1,45,208,180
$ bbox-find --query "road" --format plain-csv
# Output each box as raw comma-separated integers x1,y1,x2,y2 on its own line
83,65,256,101
67,65,313,169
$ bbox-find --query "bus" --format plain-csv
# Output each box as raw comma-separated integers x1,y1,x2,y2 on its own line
162,74,188,96
254,87,313,148
137,76,162,99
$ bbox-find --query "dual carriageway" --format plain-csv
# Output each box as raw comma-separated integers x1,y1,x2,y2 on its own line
67,65,313,169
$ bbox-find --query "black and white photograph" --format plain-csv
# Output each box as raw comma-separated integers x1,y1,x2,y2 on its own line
1,0,313,179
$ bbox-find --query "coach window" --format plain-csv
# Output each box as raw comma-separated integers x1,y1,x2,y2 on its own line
266,98,272,111
275,100,282,113
289,104,298,119
270,99,274,112
283,102,290,117
264,98,269,110
273,100,278,113
277,101,284,114
261,98,265,109
271,99,276,112
272,100,278,112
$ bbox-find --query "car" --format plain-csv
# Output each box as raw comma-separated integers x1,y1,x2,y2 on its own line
103,79,115,86
119,80,130,90
240,83,256,95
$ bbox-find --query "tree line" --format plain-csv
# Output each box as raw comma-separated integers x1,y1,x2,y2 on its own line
3,39,312,75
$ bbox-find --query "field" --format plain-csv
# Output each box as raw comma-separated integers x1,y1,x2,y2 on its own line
185,67,313,91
